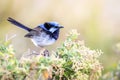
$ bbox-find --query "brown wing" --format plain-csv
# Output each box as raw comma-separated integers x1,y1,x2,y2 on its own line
24,27,42,38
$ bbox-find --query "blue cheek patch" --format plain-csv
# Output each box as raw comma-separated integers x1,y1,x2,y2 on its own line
39,24,49,31
38,24,52,35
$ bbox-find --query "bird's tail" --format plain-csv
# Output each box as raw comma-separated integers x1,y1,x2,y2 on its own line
7,17,32,32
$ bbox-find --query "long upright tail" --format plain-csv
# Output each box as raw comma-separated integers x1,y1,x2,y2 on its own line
7,17,32,32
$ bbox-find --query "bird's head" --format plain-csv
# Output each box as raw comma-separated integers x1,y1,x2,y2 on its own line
39,21,64,33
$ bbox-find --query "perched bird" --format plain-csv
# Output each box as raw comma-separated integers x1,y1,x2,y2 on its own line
7,17,63,47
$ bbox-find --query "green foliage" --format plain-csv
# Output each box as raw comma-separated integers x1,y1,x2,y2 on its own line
0,42,19,80
0,30,103,80
53,30,103,80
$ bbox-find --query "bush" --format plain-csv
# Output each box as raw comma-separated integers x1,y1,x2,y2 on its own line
0,30,103,80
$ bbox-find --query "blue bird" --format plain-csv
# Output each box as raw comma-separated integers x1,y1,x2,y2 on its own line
7,17,63,47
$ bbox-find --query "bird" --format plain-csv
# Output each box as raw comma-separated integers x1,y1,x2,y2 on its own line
7,17,64,47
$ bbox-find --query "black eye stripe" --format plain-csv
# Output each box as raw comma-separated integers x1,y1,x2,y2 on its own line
44,23,51,30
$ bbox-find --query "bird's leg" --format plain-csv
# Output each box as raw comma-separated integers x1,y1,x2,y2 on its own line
40,47,50,57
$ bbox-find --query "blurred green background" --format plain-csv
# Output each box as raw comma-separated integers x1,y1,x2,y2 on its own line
0,0,120,73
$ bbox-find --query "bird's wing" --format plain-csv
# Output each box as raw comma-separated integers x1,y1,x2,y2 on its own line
24,27,42,38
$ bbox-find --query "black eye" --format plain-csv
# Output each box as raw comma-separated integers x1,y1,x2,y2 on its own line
44,22,51,30
54,26,58,28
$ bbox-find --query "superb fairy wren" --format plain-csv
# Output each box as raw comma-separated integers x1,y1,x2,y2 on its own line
7,17,63,47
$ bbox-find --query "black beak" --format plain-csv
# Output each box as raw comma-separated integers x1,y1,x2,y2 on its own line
59,26,64,28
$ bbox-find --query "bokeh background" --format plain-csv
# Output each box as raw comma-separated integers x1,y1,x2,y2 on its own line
0,0,120,74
